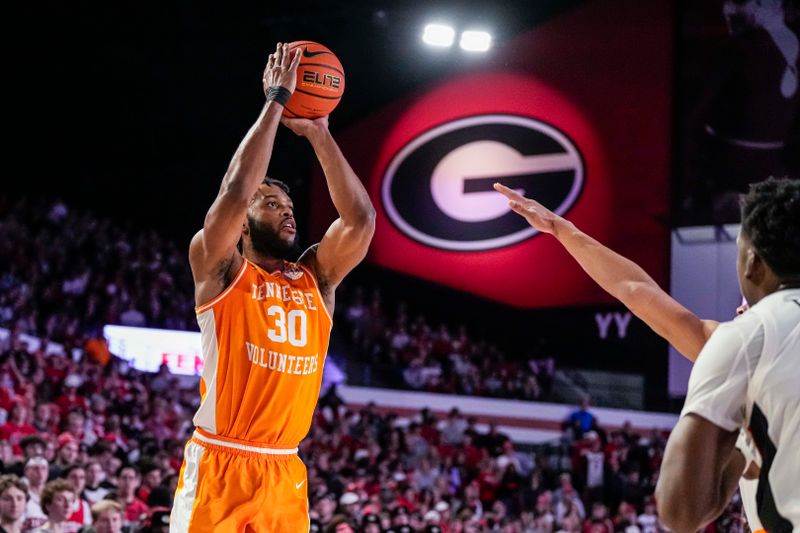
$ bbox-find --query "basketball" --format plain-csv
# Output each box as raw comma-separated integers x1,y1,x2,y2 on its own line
283,41,345,119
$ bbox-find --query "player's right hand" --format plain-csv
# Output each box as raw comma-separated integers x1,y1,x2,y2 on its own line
493,182,559,234
263,42,302,95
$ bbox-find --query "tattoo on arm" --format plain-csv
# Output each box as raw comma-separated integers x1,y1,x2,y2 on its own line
301,244,332,300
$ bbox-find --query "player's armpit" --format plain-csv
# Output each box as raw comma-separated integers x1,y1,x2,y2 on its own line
301,215,375,301
189,229,244,306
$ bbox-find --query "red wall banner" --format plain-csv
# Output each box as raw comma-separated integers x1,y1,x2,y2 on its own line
312,0,673,308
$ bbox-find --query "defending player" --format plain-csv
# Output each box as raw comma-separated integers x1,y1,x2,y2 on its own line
170,43,375,532
494,178,799,531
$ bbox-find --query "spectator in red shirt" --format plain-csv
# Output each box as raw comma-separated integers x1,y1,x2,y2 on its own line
60,412,92,446
51,436,79,478
136,465,161,504
418,410,441,446
460,433,485,473
583,502,615,533
31,404,58,435
54,377,88,418
115,466,148,529
0,403,36,455
63,465,91,531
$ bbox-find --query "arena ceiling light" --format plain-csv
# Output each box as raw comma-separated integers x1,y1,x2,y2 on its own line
459,30,492,52
422,23,456,47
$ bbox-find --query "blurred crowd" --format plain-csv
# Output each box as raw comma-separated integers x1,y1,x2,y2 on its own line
0,345,193,532
304,390,744,533
0,197,196,347
0,198,746,532
0,197,556,404
338,287,556,401
0,342,745,533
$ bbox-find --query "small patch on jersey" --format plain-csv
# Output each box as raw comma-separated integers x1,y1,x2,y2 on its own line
283,265,304,280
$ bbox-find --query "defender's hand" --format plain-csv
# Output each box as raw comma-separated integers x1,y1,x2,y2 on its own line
263,42,302,95
493,182,560,235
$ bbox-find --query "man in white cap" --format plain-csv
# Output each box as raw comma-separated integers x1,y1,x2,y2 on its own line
21,457,48,531
338,492,360,521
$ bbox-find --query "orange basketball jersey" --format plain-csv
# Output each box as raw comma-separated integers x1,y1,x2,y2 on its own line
193,258,332,448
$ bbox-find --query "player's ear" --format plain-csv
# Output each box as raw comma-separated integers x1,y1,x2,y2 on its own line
743,248,764,281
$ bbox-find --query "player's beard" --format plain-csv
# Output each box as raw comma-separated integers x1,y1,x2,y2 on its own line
246,215,300,260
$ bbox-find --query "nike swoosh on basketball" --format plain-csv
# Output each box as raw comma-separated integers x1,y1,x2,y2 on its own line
296,480,306,489
302,49,329,58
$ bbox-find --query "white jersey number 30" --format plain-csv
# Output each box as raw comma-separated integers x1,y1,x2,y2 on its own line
266,306,308,347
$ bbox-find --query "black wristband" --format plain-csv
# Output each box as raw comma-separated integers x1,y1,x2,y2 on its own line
266,86,292,107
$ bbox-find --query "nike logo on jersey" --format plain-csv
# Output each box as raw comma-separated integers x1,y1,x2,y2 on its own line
296,480,306,489
302,49,330,58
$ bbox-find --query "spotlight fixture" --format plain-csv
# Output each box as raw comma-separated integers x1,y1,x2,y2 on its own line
459,30,492,52
422,23,456,47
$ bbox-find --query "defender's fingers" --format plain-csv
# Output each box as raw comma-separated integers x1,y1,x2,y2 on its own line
493,182,527,202
508,201,529,216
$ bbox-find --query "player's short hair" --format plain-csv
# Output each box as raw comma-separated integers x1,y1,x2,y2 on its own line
740,177,800,278
40,479,74,511
263,177,290,195
0,474,29,501
91,499,123,521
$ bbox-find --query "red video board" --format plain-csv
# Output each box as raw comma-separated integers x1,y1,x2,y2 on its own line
312,0,673,308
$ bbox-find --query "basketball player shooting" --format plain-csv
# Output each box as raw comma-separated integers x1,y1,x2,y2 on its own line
494,179,800,532
170,43,376,532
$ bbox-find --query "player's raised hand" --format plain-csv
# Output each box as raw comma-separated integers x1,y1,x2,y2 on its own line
493,182,559,235
263,42,302,95
280,115,329,139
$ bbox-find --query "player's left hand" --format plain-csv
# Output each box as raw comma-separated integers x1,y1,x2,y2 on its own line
280,116,329,139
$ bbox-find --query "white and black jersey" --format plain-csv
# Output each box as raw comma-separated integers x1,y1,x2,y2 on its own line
681,288,800,532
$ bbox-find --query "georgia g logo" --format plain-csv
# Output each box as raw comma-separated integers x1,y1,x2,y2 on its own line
381,114,585,251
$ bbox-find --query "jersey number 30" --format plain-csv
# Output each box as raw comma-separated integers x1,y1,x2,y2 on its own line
266,306,308,347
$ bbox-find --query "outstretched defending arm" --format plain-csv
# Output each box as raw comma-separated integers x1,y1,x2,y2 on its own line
284,116,376,310
494,183,717,360
189,43,301,306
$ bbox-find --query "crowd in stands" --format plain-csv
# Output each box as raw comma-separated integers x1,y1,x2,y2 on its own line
0,341,189,532
0,198,555,404
338,287,556,401
0,198,746,532
0,334,741,533
0,197,197,346
0,340,745,532
305,390,744,533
